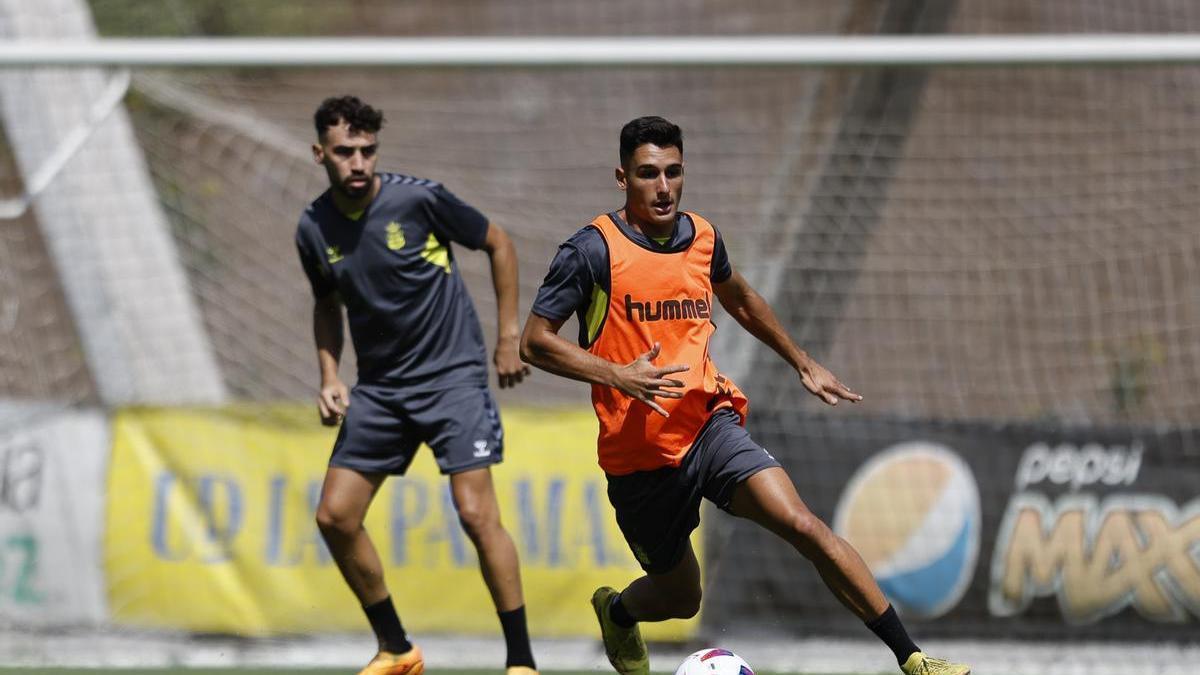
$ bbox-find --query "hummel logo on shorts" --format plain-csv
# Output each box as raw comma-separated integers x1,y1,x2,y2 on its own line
473,440,491,458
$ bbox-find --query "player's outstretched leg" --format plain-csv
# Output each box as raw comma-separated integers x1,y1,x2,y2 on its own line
449,467,538,674
728,467,970,675
316,467,423,675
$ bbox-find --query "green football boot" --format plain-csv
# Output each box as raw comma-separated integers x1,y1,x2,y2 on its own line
591,586,650,675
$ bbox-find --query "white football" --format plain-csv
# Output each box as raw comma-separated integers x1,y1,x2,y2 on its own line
674,648,754,675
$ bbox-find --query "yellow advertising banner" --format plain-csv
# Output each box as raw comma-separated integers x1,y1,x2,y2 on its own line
106,405,699,640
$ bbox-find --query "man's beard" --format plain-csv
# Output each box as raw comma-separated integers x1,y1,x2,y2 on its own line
338,175,372,199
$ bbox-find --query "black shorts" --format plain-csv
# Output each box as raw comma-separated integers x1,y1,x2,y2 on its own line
329,383,503,476
605,408,781,574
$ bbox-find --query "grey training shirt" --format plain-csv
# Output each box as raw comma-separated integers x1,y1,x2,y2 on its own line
295,172,490,389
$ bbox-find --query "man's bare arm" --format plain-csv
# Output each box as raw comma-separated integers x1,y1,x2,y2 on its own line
313,292,349,424
713,269,861,406
519,313,688,417
481,222,530,389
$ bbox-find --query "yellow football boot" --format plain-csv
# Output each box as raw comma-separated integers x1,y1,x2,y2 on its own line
591,586,649,675
900,651,970,675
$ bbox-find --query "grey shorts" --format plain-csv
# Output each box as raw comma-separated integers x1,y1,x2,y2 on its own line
330,383,503,476
605,408,781,574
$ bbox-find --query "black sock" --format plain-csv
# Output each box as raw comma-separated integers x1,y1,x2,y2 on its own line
364,596,413,654
609,593,637,628
865,605,920,665
498,606,536,669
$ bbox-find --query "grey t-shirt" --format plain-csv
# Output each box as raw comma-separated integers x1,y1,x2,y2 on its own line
295,172,490,389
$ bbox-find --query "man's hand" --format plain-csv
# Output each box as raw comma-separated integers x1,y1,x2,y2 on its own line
495,336,531,389
318,378,350,426
612,342,689,417
798,359,862,406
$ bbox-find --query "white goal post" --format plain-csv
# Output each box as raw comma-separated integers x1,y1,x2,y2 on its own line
0,69,128,219
3,35,1200,68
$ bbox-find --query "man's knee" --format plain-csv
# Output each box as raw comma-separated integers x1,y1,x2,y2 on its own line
315,501,362,540
455,496,501,541
786,509,835,553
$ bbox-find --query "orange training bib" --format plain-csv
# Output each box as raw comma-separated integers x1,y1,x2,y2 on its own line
587,212,748,475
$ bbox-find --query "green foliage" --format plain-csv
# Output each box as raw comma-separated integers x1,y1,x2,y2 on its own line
1106,336,1164,417
88,0,348,36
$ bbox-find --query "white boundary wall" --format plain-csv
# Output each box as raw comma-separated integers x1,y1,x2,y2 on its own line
0,405,108,627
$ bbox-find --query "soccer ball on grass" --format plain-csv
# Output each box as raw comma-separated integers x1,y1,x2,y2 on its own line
675,648,754,675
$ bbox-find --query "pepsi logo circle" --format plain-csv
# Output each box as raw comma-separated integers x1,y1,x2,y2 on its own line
833,442,981,619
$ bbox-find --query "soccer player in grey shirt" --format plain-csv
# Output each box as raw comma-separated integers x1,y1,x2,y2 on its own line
295,96,536,675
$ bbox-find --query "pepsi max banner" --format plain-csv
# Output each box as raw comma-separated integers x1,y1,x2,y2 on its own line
706,414,1200,641
105,405,697,640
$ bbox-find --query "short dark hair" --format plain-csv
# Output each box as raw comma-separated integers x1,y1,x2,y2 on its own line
314,95,385,139
619,116,683,167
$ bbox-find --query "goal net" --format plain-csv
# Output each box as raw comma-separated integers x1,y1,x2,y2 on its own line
2,0,1199,673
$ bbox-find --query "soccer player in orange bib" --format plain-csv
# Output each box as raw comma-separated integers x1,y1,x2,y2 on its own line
520,117,969,675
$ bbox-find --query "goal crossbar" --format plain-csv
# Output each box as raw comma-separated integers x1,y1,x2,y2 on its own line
4,35,1200,68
